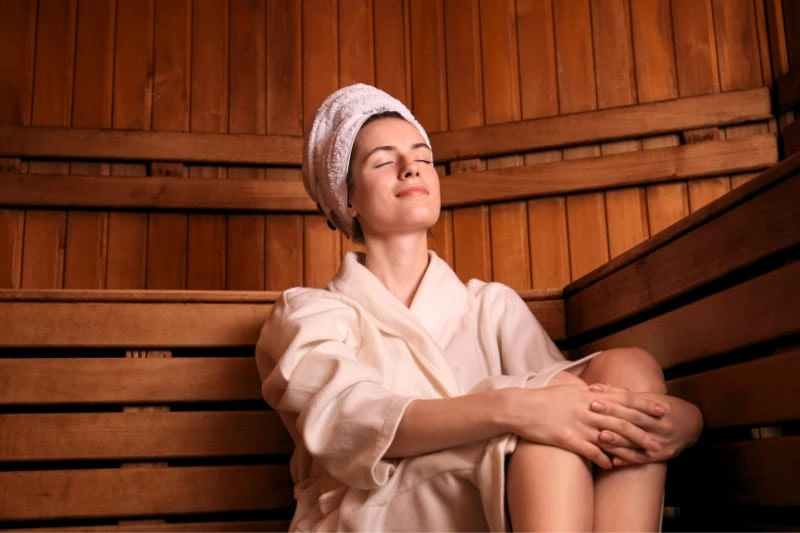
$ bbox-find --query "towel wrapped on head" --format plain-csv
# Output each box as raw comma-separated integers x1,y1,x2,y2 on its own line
303,83,432,238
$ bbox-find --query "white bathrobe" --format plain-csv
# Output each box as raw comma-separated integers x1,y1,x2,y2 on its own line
256,251,597,531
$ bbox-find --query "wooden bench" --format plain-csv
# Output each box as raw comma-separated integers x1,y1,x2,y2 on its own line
565,151,800,530
0,153,797,530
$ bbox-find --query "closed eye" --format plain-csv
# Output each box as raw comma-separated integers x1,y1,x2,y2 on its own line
416,159,432,165
374,161,395,168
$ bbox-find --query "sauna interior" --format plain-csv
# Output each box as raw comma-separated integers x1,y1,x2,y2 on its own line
0,0,798,531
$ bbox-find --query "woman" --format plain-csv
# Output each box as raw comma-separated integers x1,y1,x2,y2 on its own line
256,83,703,531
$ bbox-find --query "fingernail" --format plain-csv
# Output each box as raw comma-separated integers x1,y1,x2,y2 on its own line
654,405,666,415
590,401,606,412
589,384,603,392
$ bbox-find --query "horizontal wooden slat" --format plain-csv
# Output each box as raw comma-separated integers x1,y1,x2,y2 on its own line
430,87,771,161
440,134,777,207
26,520,291,532
571,261,800,370
672,436,800,508
0,411,292,461
566,165,799,338
667,347,800,429
0,358,262,404
0,135,778,211
0,291,565,345
0,465,294,520
0,172,317,211
775,68,800,113
0,126,303,165
0,301,272,347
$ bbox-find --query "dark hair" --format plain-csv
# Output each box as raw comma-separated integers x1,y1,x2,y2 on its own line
345,111,406,244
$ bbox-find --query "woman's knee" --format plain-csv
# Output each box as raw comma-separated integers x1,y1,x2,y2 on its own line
583,347,666,394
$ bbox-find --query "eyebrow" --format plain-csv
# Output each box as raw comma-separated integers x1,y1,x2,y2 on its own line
364,142,432,159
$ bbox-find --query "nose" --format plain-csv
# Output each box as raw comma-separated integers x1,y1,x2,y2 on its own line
400,158,421,180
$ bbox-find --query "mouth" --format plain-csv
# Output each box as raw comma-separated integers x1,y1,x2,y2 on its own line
395,186,429,197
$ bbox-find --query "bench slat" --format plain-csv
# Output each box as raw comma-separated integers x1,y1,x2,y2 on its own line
673,436,800,508
0,465,293,521
0,358,262,404
566,161,799,338
572,260,800,370
0,299,565,346
24,520,291,532
0,411,292,461
667,346,800,429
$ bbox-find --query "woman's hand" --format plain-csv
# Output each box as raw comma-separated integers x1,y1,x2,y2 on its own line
505,372,665,470
587,383,704,466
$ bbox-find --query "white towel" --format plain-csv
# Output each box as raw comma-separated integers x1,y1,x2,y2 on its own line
303,83,431,238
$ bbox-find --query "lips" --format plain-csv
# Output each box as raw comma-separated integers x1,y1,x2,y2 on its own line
395,186,429,197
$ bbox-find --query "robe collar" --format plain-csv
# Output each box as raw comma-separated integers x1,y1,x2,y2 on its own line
328,251,466,396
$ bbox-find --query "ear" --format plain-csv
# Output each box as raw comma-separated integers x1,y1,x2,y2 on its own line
346,205,358,218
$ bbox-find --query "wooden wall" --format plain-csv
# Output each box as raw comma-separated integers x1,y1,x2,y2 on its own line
0,0,789,292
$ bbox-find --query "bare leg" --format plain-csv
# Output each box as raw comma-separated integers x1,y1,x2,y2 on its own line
507,371,594,531
507,440,594,531
579,347,667,531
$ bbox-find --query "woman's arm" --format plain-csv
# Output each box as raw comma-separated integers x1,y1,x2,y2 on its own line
386,382,665,470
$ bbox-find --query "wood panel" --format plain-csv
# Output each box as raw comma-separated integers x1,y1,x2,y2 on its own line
27,520,291,532
0,465,294,520
23,0,77,289
572,261,800,369
265,1,304,291
0,1,34,289
0,411,291,460
566,165,799,337
374,0,410,101
64,0,115,290
409,0,447,132
667,347,800,429
302,0,340,288
227,0,267,291
0,357,263,404
674,436,800,507
187,0,229,290
713,0,763,91
148,0,191,290
338,0,374,86
107,0,151,290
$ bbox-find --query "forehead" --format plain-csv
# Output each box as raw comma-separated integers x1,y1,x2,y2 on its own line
353,117,426,154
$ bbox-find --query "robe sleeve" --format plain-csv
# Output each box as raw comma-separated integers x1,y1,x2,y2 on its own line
255,289,414,491
473,281,568,378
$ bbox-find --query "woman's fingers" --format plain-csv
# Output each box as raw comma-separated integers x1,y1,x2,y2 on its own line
589,384,666,418
589,412,661,452
589,399,661,433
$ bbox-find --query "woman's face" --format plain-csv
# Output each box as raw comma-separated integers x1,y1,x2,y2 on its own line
348,117,441,240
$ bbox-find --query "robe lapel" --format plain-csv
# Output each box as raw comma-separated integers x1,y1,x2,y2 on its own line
328,252,463,396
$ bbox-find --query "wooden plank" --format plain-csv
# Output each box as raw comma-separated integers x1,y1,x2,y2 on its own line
566,168,799,337
148,0,191,290
765,0,790,84
64,0,115,290
516,0,558,119
438,134,777,207
0,125,302,165
0,411,291,460
265,2,303,291
0,357,263,404
23,0,77,289
0,289,282,303
783,118,800,157
571,261,800,369
409,0,447,131
303,214,340,289
452,204,492,283
667,347,800,429
187,0,228,291
0,1,36,289
26,520,291,532
227,0,267,291
0,465,293,520
107,0,152,290
601,142,649,258
673,436,800,507
642,135,688,235
775,68,800,112
373,0,410,101
0,301,273,347
428,208,455,267
488,193,531,290
522,296,566,344
338,0,374,86
443,0,483,130
712,0,763,91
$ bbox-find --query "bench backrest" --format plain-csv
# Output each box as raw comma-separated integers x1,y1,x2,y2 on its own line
0,289,563,530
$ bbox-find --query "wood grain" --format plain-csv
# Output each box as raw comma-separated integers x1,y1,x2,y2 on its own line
0,411,292,460
409,0,448,132
567,168,798,338
0,465,294,520
571,261,800,370
667,346,800,429
0,357,263,404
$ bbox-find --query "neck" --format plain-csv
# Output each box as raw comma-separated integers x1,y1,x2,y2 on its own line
362,232,430,307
